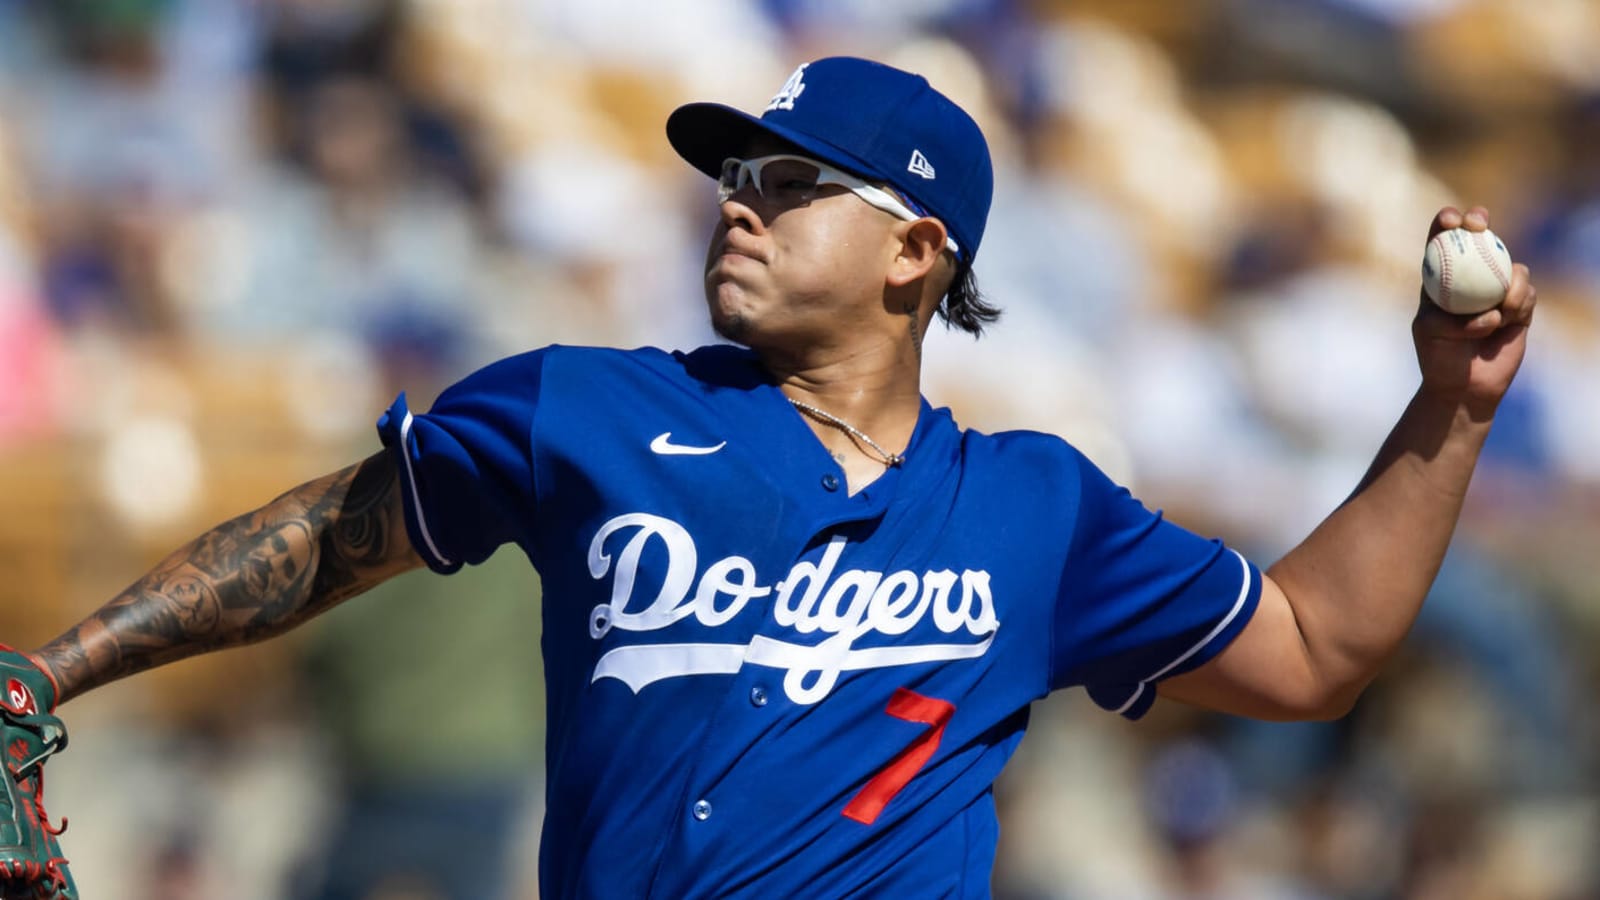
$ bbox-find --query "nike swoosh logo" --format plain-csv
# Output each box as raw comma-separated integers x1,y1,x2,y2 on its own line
650,432,726,455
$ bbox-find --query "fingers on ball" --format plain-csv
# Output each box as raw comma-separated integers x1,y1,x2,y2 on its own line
1504,267,1537,323
1430,206,1463,236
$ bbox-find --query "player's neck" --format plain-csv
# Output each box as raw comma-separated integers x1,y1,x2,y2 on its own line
762,341,922,422
749,281,935,407
761,342,923,494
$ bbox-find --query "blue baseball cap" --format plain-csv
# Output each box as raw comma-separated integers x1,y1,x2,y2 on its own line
667,56,994,263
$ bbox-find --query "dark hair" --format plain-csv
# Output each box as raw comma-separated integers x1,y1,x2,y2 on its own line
936,262,1000,337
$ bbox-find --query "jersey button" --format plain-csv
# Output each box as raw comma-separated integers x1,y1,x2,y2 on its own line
749,686,768,707
821,473,840,492
692,799,713,821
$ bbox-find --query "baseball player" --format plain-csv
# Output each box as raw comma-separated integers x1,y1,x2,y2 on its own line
0,56,1536,898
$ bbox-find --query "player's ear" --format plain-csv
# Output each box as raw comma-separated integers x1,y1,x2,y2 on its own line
886,218,949,288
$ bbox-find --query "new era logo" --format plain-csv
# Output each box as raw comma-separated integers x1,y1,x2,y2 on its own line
907,149,936,180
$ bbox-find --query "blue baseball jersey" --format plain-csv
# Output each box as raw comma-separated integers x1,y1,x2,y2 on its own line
376,344,1260,898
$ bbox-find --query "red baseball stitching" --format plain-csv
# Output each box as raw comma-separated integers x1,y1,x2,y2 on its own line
1471,231,1510,290
1434,234,1452,307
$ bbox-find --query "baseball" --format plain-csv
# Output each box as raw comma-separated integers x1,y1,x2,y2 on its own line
1421,227,1513,315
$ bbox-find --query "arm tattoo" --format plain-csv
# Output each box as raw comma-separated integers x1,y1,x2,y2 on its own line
35,451,422,704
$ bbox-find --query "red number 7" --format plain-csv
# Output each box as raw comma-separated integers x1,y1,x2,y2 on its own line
842,688,956,825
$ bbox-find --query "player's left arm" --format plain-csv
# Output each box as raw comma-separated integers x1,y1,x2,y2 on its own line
28,451,423,705
1159,206,1537,721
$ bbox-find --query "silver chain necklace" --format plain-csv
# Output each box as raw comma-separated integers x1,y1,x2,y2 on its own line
788,398,906,467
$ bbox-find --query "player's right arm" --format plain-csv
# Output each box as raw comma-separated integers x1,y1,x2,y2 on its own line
28,450,423,706
1158,206,1535,722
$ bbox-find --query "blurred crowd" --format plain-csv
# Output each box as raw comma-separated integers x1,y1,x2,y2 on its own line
0,0,1595,897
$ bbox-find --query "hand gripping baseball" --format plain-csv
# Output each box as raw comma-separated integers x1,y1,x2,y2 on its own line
0,647,76,900
1413,206,1537,415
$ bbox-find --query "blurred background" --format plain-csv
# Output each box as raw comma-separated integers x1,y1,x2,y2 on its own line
0,0,1595,897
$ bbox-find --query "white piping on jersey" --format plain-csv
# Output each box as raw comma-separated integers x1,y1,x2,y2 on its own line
1113,550,1252,716
398,411,455,568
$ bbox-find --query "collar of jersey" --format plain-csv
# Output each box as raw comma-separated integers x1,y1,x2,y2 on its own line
682,347,961,522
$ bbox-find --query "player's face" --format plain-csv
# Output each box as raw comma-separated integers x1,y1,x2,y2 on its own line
703,152,907,352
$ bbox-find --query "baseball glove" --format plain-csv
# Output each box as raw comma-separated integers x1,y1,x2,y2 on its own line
0,647,75,899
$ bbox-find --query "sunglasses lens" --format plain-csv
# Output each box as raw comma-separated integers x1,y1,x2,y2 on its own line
715,156,841,206
754,158,822,197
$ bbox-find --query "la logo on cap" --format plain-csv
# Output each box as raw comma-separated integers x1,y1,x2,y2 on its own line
766,63,808,112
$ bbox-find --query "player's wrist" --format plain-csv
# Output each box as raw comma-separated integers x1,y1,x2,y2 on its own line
1398,388,1498,474
1414,378,1506,427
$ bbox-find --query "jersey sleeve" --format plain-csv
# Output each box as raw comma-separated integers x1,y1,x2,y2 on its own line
1048,451,1261,719
375,350,548,574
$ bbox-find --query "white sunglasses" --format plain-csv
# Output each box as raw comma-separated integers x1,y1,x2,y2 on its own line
718,154,960,256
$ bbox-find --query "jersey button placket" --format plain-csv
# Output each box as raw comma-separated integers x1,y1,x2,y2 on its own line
692,799,713,821
821,473,840,492
749,686,768,707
